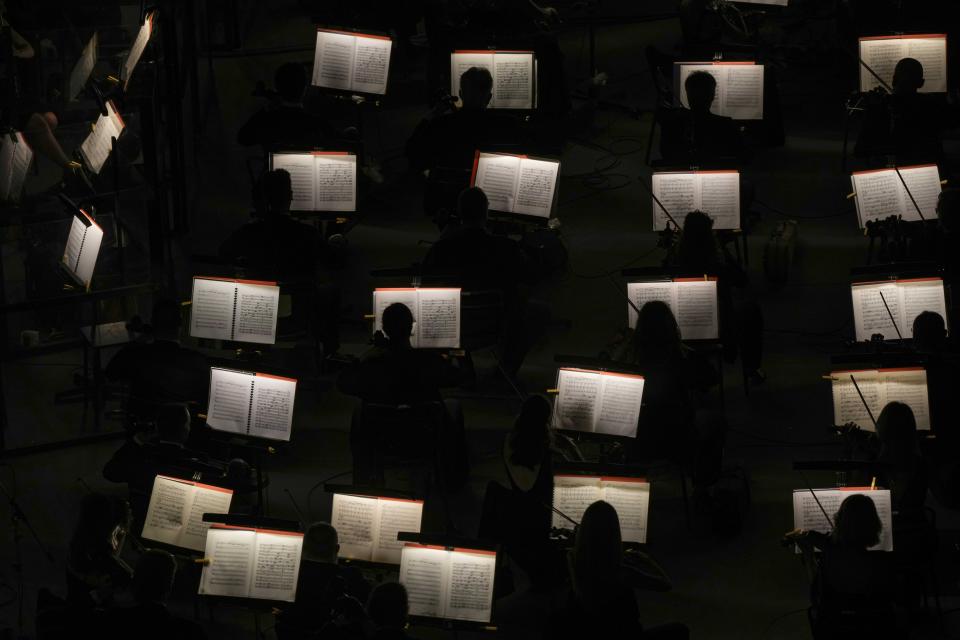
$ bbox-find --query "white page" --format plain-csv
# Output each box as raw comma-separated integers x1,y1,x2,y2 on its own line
831,370,881,430
199,527,256,597
852,170,906,225
332,493,378,562
80,103,123,174
249,531,303,602
62,215,86,278
399,545,447,618
0,133,13,200
651,172,696,231
552,476,602,528
3,133,31,201
270,153,317,212
351,35,391,95
895,165,941,222
627,282,674,329
792,489,893,551
553,369,601,433
451,52,494,101
881,368,931,430
123,13,153,89
492,52,534,109
906,37,948,93
315,154,357,211
859,39,906,93
207,368,253,435
675,280,719,340
676,64,725,112
313,30,355,90
595,373,644,437
73,220,103,290
180,484,234,552
417,288,460,349
851,282,902,341
445,550,496,623
901,280,948,337
141,476,192,547
722,65,764,120
373,289,420,347
69,32,98,101
474,153,521,213
374,499,424,565
513,158,558,218
601,479,651,544
698,172,741,230
233,282,279,345
81,321,132,347
249,375,296,441
190,278,236,340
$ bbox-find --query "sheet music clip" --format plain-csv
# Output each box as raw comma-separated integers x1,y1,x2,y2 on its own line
713,52,723,61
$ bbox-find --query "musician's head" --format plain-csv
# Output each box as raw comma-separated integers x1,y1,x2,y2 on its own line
876,401,918,466
303,522,340,563
133,549,177,604
833,493,882,549
678,210,720,268
274,62,308,103
459,66,494,109
633,300,682,362
912,310,946,351
685,70,717,113
458,186,489,227
937,188,960,233
382,303,415,344
571,500,622,602
367,582,409,631
257,169,294,216
892,57,924,94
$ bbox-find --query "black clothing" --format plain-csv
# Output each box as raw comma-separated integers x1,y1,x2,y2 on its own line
423,226,530,301
103,602,206,640
855,92,959,165
338,344,458,405
803,531,897,621
659,108,743,164
275,560,371,640
406,109,527,174
237,104,339,150
218,215,321,282
546,585,643,639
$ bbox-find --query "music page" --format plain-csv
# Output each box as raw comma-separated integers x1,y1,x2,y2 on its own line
249,374,296,441
851,282,902,341
123,13,154,89
900,279,947,338
315,153,357,211
373,289,420,346
234,281,279,344
492,53,534,109
698,172,741,230
513,157,558,218
180,483,234,552
69,32,98,101
374,499,424,565
141,475,192,547
793,489,892,551
722,65,764,120
190,278,235,340
675,279,719,340
602,478,651,544
553,369,601,433
351,35,391,95
651,172,696,231
881,368,930,430
400,544,446,618
206,368,253,434
595,373,645,438
451,52,495,101
249,530,303,602
474,152,521,213
332,494,378,561
270,153,316,211
445,550,496,622
313,30,355,91
416,288,460,349
552,475,602,528
200,527,256,598
627,282,674,329
831,369,881,429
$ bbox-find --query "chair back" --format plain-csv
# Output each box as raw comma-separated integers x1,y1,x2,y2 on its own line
460,289,505,351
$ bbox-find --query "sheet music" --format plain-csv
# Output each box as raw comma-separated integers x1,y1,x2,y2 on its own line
250,531,302,602
677,65,724,111
250,375,296,441
313,30,355,91
698,172,741,230
859,39,906,93
651,172,696,231
513,157,558,218
852,171,907,225
200,528,256,597
332,494,378,561
492,53,534,109
474,153,521,213
851,282,902,341
675,280,719,340
271,153,316,212
74,219,103,290
859,37,947,93
627,282,674,329
374,499,424,565
141,476,191,546
206,368,253,435
62,216,86,276
901,279,948,338
234,282,279,344
373,289,420,347
180,485,234,552
81,321,132,347
723,65,764,120
881,369,931,430
445,550,496,622
552,476,602,528
602,479,651,544
792,489,893,551
399,545,446,618
315,154,357,211
123,13,153,89
416,288,460,349
351,36,391,95
906,37,947,93
0,132,32,200
190,278,236,340
79,102,123,174
553,369,601,432
450,52,495,102
69,32,97,101
896,165,941,221
595,374,644,438
831,370,881,430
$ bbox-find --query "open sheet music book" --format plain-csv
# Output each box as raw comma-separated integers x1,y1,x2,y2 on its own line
62,209,104,290
373,288,461,349
207,368,297,441
859,34,947,93
142,475,233,552
331,493,424,565
627,278,719,340
470,151,559,219
552,368,645,438
830,367,930,431
850,277,947,342
199,525,303,602
190,277,280,344
122,11,156,90
793,488,893,551
269,151,356,212
68,32,98,101
651,170,740,231
399,544,497,623
674,61,764,120
851,165,941,226
0,131,32,202
451,50,536,109
553,475,651,543
79,100,125,174
312,29,392,95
